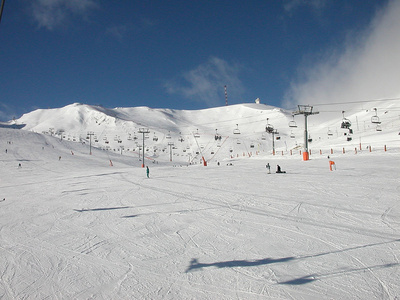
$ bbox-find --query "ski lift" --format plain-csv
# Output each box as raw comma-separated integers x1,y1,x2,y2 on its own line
261,133,266,140
127,134,132,141
327,128,333,136
166,131,172,139
233,124,240,134
236,139,241,144
308,135,312,143
215,129,221,141
288,115,297,128
133,133,138,140
250,143,255,148
371,108,381,124
290,131,295,139
153,133,158,141
229,147,233,153
265,118,274,133
376,124,382,131
194,129,200,138
341,111,351,129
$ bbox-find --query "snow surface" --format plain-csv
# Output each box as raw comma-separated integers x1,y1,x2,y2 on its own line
1,103,400,299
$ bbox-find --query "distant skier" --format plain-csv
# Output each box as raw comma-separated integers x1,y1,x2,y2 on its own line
276,165,286,173
146,166,150,178
266,163,271,174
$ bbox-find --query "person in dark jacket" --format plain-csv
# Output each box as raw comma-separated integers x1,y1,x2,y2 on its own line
276,165,286,173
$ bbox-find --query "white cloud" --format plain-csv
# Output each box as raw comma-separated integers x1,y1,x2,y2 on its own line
283,0,400,109
29,0,98,30
164,57,245,107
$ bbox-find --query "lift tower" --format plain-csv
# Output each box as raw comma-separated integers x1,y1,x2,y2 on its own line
293,105,319,161
139,128,150,168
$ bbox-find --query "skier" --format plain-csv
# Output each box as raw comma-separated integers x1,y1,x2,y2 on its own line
146,166,150,178
266,163,271,174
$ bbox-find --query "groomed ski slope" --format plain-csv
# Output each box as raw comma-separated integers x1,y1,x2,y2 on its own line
0,128,399,299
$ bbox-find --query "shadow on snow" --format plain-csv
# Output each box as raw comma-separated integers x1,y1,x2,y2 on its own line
186,239,400,285
74,206,131,212
185,257,295,273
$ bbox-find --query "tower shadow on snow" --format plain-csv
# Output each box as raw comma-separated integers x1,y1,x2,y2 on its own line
185,257,295,273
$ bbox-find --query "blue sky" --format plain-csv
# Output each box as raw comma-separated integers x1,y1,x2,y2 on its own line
0,0,396,120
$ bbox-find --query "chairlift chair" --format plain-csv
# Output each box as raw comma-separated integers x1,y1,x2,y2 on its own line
327,129,333,136
233,124,240,134
288,115,297,128
376,124,382,131
179,132,185,142
341,111,352,129
194,129,200,138
215,129,222,141
153,133,158,141
261,133,266,140
290,131,295,139
371,108,381,124
166,131,172,139
265,118,274,133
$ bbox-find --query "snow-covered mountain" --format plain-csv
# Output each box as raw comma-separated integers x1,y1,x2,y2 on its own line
9,101,400,164
1,103,399,299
